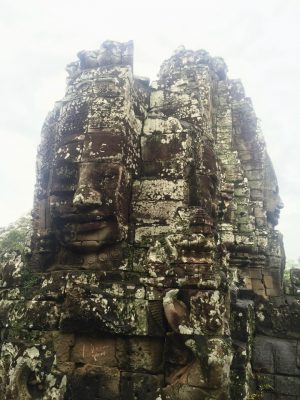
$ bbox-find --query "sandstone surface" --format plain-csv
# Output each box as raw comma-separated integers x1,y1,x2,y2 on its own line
0,40,297,400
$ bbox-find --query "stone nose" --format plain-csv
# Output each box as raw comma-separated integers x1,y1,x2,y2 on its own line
73,185,102,207
277,197,284,209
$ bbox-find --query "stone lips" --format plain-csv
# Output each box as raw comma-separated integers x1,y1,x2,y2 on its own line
0,40,294,400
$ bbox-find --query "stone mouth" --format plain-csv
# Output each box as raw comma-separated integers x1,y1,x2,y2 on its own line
55,213,114,225
68,220,114,233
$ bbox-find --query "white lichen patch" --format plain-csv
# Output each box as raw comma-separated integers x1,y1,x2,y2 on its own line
24,347,40,359
256,311,265,322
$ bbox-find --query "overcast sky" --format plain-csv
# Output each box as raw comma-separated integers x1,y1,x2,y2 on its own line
0,0,299,260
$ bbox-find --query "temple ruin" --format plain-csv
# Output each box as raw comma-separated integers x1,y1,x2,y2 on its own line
0,40,300,400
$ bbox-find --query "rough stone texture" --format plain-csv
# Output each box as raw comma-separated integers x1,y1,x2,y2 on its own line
0,41,298,399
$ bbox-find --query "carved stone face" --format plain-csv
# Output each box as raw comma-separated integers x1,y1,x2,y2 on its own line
49,133,130,253
3,41,288,400
264,155,284,226
265,183,284,226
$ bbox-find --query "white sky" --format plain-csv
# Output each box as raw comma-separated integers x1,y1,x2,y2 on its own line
0,0,299,259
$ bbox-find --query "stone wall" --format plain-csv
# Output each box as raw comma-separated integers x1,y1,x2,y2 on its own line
0,40,297,400
251,269,300,399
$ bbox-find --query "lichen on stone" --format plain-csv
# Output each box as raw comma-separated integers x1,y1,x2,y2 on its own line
0,40,296,400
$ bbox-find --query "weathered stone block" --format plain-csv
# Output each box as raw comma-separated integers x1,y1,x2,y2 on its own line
133,200,184,224
59,297,157,336
54,332,75,364
141,160,186,178
82,133,124,161
231,300,254,343
120,372,163,400
253,336,300,376
71,336,118,367
291,269,300,287
65,365,120,400
116,337,164,373
274,374,300,396
141,133,189,162
255,299,300,339
162,383,226,400
133,179,187,202
179,291,228,335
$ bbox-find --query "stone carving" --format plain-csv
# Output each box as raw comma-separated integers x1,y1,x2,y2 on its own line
0,40,297,400
31,40,139,273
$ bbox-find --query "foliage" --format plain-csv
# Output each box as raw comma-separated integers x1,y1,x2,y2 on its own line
247,383,273,400
0,229,26,254
283,259,299,288
0,214,32,261
0,214,38,297
286,259,299,270
21,267,39,290
283,269,291,287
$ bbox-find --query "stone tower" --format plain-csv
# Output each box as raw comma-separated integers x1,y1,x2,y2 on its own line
0,41,299,400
